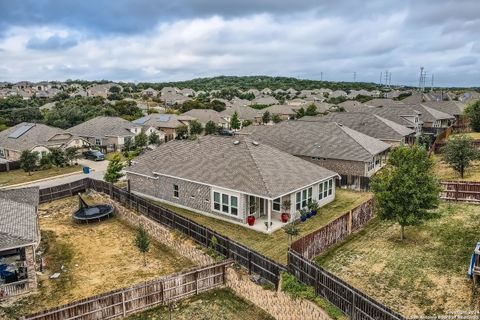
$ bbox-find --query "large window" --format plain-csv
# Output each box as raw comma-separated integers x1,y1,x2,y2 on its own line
173,184,179,198
295,187,312,210
213,191,238,216
273,198,281,212
95,138,102,145
319,179,333,200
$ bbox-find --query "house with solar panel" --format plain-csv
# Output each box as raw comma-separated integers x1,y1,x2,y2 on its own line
132,114,195,142
0,123,89,162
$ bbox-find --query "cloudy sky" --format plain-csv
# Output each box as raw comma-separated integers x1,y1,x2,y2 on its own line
0,0,479,86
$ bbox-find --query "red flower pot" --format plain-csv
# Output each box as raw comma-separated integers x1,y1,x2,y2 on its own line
281,213,290,223
247,215,256,226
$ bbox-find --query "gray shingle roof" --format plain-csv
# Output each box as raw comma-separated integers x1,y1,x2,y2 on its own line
241,121,390,162
133,114,195,129
305,112,414,141
69,116,138,138
181,109,228,125
220,106,261,120
0,122,77,152
126,135,337,199
420,101,465,117
0,187,39,250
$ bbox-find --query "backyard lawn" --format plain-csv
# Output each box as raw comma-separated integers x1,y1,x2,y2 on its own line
0,165,82,186
149,189,371,265
449,132,480,140
315,202,480,317
433,154,480,181
0,196,195,319
125,288,274,320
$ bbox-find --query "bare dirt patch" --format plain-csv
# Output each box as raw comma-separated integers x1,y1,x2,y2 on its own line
1,196,195,318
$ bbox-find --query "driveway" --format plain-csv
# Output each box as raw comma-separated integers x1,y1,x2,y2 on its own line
14,159,109,189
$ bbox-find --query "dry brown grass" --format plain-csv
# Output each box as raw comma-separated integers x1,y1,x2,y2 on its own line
316,202,480,317
449,132,480,140
3,196,195,317
433,154,480,181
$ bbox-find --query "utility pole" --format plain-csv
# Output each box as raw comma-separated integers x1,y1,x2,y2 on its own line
379,72,383,85
320,72,323,81
431,74,434,90
353,72,357,82
384,70,389,88
388,73,392,86
419,67,425,92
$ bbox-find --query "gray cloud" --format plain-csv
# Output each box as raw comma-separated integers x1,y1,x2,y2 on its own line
26,35,78,50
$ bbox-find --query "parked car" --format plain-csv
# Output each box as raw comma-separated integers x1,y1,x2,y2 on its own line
218,128,234,136
83,150,105,161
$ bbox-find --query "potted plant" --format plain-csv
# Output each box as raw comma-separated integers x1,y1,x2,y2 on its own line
247,215,255,226
308,200,319,216
299,209,308,222
281,200,291,223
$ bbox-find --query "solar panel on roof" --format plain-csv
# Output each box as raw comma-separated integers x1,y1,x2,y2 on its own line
158,115,170,122
132,116,150,125
8,124,35,139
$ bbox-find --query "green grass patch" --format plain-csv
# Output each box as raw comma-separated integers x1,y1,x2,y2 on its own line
125,287,274,320
433,154,480,181
146,189,370,265
0,165,82,186
315,202,480,317
281,272,346,320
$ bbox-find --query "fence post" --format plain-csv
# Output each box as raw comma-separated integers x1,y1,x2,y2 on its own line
351,291,356,320
69,183,73,197
121,291,126,317
348,210,353,235
195,270,199,294
222,264,226,285
455,183,459,202
248,251,252,275
109,182,113,198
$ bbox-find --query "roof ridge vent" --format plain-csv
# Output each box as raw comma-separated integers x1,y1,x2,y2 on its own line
233,140,240,145
252,141,259,146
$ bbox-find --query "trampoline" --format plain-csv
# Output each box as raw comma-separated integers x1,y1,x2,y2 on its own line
73,194,114,223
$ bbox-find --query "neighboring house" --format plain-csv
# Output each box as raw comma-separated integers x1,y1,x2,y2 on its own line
86,83,119,98
0,123,89,161
252,95,278,106
126,135,339,233
286,98,306,106
246,89,261,97
241,120,390,190
303,112,415,145
420,101,465,124
262,105,298,121
69,116,141,152
337,100,365,110
230,98,252,108
330,90,347,98
261,88,272,95
133,114,194,142
141,88,159,97
162,92,191,106
181,109,229,128
180,88,195,97
360,104,424,135
220,106,261,125
0,187,40,298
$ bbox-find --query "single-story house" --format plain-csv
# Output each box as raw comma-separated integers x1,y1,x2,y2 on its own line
141,88,159,97
241,120,390,190
126,135,339,233
0,123,89,161
132,114,194,142
307,112,415,145
181,109,229,128
0,187,40,299
69,116,145,152
220,106,261,126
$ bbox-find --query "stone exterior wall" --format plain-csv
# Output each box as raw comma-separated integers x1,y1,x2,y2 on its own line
299,156,366,177
24,245,37,290
128,173,244,224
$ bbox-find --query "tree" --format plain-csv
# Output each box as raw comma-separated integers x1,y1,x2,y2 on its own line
230,111,241,130
64,147,78,165
190,120,203,135
465,100,480,132
148,131,161,145
176,125,188,139
134,225,150,267
295,107,306,119
441,135,478,178
283,221,300,246
305,103,318,116
20,150,38,175
371,144,440,241
272,114,282,123
49,148,66,168
262,111,271,124
134,130,148,149
241,120,252,127
205,120,217,135
104,153,124,183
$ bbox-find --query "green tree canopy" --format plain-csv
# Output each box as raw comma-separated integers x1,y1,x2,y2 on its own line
49,148,66,167
134,224,150,267
148,131,161,145
465,100,480,132
272,114,282,123
441,135,478,178
371,144,440,240
262,111,271,124
205,120,217,135
134,130,148,149
189,120,203,136
104,153,124,183
20,150,39,175
305,103,318,116
230,111,241,130
176,125,188,139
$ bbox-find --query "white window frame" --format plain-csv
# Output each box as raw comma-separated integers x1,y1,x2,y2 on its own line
273,197,281,212
95,138,102,145
212,190,239,217
295,187,312,210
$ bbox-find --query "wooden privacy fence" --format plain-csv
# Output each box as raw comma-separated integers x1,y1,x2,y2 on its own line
440,181,480,203
288,249,404,320
39,178,286,286
23,260,232,320
0,280,29,300
291,198,374,260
